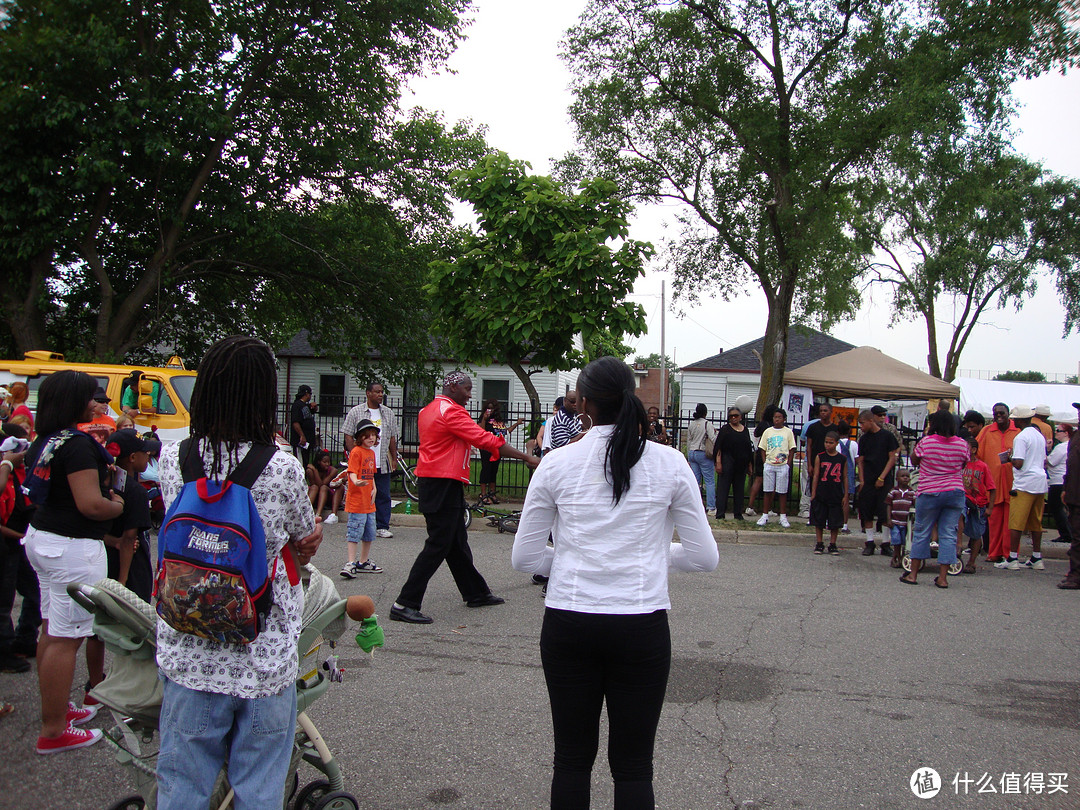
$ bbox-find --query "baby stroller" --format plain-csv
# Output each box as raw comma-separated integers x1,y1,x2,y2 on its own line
68,564,359,810
900,506,963,576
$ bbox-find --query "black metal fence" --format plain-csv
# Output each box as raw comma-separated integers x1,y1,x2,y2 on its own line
282,397,924,501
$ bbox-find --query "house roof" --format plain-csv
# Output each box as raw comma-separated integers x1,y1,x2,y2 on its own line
682,327,856,373
277,329,319,358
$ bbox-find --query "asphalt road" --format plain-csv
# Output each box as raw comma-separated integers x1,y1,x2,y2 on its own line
2,519,1078,810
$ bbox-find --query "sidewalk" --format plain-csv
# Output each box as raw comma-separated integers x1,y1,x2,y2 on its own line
387,502,1072,559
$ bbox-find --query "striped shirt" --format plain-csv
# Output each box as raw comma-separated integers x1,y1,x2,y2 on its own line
886,487,916,525
912,435,969,494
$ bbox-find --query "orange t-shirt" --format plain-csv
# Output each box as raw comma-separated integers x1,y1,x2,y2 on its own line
345,445,376,514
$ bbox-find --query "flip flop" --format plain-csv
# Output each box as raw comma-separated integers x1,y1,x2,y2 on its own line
899,574,918,585
934,579,949,589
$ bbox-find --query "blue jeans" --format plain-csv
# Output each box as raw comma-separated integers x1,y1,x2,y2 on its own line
687,450,716,510
347,511,376,545
890,525,906,546
374,471,391,530
911,489,965,565
157,676,297,810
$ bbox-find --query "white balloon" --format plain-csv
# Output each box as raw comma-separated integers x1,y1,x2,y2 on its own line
733,395,754,413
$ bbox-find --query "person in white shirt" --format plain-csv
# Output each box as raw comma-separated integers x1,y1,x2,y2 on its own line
512,357,718,810
1000,405,1049,570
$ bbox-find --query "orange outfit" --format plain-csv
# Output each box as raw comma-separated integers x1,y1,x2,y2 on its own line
976,421,1020,558
345,446,376,514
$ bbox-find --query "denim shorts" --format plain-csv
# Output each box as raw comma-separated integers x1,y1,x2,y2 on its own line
347,511,376,545
964,503,987,540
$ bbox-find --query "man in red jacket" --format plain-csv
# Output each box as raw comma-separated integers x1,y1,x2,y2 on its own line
390,372,539,624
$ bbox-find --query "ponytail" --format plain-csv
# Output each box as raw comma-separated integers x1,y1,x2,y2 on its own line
576,357,648,505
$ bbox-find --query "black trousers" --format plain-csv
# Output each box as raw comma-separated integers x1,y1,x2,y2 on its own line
395,501,490,609
1048,485,1073,544
0,537,41,653
1066,503,1080,582
715,454,747,518
540,608,670,810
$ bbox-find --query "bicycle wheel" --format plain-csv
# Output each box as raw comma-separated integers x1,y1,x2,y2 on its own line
401,465,419,501
464,508,472,530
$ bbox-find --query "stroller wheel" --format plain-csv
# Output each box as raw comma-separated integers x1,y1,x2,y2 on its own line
313,791,360,810
901,554,911,572
106,798,145,810
294,779,331,810
947,559,964,576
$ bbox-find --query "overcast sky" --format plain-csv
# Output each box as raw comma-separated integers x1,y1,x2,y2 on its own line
407,0,1080,378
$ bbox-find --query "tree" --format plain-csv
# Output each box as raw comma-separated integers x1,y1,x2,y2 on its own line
994,370,1047,383
427,153,652,423
0,0,478,373
633,353,677,370
561,0,1078,412
862,140,1080,381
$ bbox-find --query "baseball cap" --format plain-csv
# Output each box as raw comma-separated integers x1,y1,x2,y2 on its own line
1035,404,1051,417
297,385,312,397
870,405,887,416
93,387,110,403
1009,405,1035,419
106,429,161,459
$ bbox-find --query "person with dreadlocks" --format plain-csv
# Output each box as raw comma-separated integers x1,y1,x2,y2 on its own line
154,336,323,810
512,357,718,810
389,372,539,624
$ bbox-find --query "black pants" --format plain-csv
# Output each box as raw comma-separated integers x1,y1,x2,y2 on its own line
395,502,490,609
0,537,41,653
540,608,670,810
1047,485,1073,544
715,454,746,518
1066,502,1080,582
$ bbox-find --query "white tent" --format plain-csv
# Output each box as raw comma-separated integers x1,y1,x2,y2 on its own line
954,377,1080,423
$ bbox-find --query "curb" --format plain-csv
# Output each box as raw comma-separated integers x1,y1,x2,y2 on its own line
383,504,1070,560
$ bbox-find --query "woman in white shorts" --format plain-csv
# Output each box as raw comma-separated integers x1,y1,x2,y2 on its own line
23,370,125,754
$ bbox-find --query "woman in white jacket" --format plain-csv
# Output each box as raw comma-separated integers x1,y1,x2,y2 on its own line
512,357,719,810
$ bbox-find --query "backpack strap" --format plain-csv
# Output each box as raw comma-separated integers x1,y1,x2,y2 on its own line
179,439,277,487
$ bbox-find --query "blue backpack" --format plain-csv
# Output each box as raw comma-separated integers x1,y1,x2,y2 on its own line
154,440,291,645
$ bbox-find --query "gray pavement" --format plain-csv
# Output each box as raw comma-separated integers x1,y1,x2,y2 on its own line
2,518,1078,810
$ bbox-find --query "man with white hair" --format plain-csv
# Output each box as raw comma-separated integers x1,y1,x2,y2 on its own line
996,405,1048,570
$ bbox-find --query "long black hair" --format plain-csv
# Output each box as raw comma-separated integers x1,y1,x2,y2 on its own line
36,370,96,435
927,409,957,438
694,403,707,419
189,336,278,478
576,357,648,505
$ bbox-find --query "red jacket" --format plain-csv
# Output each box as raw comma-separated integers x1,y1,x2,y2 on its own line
416,396,503,482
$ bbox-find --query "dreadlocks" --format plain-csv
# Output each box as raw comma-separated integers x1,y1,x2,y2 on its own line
188,336,278,479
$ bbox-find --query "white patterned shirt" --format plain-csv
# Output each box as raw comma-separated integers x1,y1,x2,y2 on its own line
156,441,315,698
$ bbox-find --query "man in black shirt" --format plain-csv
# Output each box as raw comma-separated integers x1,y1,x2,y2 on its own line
290,385,318,467
856,409,899,556
104,429,159,602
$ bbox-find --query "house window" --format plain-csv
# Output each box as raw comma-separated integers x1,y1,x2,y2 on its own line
320,374,345,417
481,379,510,413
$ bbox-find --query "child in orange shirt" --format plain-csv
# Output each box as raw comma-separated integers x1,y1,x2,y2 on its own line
340,420,382,578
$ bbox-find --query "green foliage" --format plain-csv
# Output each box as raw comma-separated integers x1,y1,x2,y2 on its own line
863,138,1080,382
0,0,479,376
633,353,677,371
994,370,1048,383
560,0,1079,411
427,153,652,418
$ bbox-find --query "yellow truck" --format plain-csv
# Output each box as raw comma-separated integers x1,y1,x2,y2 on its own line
0,351,195,442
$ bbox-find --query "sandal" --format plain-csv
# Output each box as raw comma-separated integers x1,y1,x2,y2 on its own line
899,574,918,585
934,579,949,589
489,495,500,504
890,557,902,569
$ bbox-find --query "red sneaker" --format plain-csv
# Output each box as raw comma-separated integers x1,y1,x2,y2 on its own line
82,692,101,707
66,702,99,726
36,725,103,754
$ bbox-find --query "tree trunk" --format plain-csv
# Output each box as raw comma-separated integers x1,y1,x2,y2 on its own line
507,357,543,436
755,279,794,416
1,252,51,354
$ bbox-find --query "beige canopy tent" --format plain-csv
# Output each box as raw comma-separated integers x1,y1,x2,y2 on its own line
783,346,961,400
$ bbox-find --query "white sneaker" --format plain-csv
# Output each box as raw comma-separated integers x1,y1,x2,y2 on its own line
1023,557,1045,570
768,511,778,517
340,563,357,580
797,510,810,519
323,513,338,525
993,559,1014,570
1007,559,1023,571
376,529,394,539
744,507,757,517
779,516,791,528
756,515,768,527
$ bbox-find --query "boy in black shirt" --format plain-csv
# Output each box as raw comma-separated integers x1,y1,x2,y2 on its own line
810,430,848,555
104,429,159,601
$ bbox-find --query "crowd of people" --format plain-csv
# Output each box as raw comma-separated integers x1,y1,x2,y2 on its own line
5,350,1080,810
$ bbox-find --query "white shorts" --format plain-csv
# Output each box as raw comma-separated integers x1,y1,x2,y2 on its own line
23,527,107,638
763,463,791,493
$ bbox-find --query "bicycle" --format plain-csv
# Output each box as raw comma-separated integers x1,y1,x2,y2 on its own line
464,496,521,533
391,453,419,501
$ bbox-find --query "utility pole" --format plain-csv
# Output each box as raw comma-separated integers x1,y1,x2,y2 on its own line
660,280,667,416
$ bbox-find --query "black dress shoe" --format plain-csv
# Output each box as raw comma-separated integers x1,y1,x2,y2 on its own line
531,574,549,585
465,594,505,608
389,605,433,624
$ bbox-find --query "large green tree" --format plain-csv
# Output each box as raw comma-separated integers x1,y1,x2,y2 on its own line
863,142,1080,381
0,0,479,374
561,0,1078,411
427,153,652,422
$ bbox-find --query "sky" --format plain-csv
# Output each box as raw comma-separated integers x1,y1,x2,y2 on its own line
406,0,1080,379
